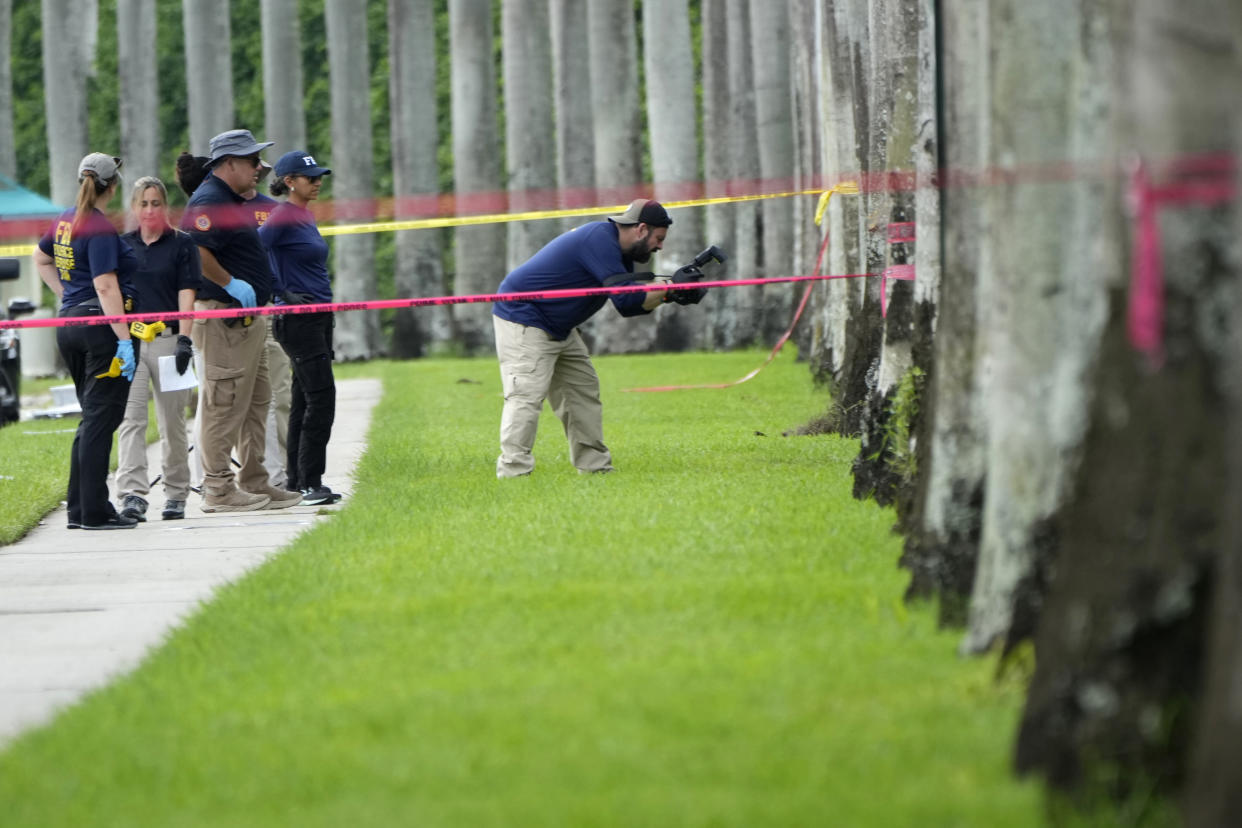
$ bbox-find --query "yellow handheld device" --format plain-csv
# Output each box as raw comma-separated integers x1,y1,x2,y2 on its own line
129,320,166,341
95,357,123,378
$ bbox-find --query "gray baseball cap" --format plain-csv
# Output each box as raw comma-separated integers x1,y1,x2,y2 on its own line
606,198,672,227
207,129,274,166
78,152,122,182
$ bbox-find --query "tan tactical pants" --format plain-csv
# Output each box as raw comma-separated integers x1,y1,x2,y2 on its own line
493,315,613,478
191,301,272,497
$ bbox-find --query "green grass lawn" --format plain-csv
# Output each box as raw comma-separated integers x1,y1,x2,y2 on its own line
0,349,1041,826
0,378,171,544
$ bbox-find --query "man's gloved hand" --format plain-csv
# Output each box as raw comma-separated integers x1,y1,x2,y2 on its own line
664,266,707,305
174,335,194,375
671,265,704,284
115,339,136,382
282,290,316,305
223,277,256,309
669,286,708,305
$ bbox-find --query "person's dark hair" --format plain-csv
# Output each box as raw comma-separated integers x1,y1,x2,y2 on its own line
269,176,290,197
175,151,210,197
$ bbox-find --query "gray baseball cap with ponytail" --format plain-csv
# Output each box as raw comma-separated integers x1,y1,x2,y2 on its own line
78,152,123,183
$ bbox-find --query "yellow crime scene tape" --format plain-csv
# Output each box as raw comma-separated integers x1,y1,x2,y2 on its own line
318,185,851,237
0,185,847,256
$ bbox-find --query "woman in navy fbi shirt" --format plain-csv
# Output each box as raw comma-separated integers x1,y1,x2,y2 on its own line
259,150,341,506
32,152,139,530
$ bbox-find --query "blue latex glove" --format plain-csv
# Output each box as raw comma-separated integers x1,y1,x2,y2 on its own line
223,277,256,309
115,339,135,382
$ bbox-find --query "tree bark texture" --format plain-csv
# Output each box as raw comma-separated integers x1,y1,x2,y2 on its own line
848,0,923,507
796,0,1242,814
116,0,158,182
809,0,874,433
502,0,558,272
643,0,701,351
1014,0,1242,809
388,0,450,357
748,1,795,342
787,0,823,359
41,0,96,206
700,0,737,349
1184,65,1242,826
714,0,760,350
581,0,653,354
182,0,232,157
449,0,504,353
962,0,1111,655
899,0,991,625
808,0,865,395
0,0,14,179
325,0,378,360
261,0,306,151
549,0,594,233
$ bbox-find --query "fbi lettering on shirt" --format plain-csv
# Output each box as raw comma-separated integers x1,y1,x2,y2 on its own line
52,220,74,280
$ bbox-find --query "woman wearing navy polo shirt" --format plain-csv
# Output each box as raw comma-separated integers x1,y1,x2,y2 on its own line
259,151,341,505
32,153,139,530
115,176,200,523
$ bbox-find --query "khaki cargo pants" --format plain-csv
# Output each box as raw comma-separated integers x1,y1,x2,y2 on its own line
493,315,613,478
191,301,272,497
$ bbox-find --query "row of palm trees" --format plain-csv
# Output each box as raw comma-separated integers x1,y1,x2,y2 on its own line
11,0,813,360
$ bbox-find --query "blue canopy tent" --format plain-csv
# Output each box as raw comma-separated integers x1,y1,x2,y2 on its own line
0,173,64,383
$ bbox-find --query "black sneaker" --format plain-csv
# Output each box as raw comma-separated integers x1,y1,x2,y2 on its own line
82,514,139,530
301,485,343,506
120,494,148,523
162,499,186,520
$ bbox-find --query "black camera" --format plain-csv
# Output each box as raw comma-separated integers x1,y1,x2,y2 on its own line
668,245,727,305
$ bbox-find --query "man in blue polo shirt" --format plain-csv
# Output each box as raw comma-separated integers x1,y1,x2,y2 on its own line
181,129,301,513
492,198,705,478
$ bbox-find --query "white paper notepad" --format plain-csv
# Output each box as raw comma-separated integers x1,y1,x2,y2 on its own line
158,354,199,392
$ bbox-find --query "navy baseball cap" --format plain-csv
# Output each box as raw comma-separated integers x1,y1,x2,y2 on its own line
274,151,332,179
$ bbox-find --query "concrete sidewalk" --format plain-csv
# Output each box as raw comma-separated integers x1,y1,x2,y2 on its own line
0,377,382,746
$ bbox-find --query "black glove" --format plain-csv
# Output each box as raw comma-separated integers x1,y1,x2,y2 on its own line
174,335,194,375
282,290,316,305
667,265,707,305
670,287,707,305
671,265,704,284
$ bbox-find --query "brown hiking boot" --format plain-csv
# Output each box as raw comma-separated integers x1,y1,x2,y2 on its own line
248,486,303,510
202,488,271,513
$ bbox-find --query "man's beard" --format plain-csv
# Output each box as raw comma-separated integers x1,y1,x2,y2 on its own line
628,236,652,264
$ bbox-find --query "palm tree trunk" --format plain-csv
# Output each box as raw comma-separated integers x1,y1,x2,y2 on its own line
1014,0,1241,804
502,0,558,271
388,0,450,356
42,0,96,205
182,0,232,156
549,0,594,233
449,0,505,353
643,0,701,351
580,0,651,354
261,0,306,151
0,0,16,179
325,0,378,360
899,0,991,625
116,0,157,180
748,1,795,342
720,0,760,349
788,0,822,359
701,0,736,350
962,0,1087,655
